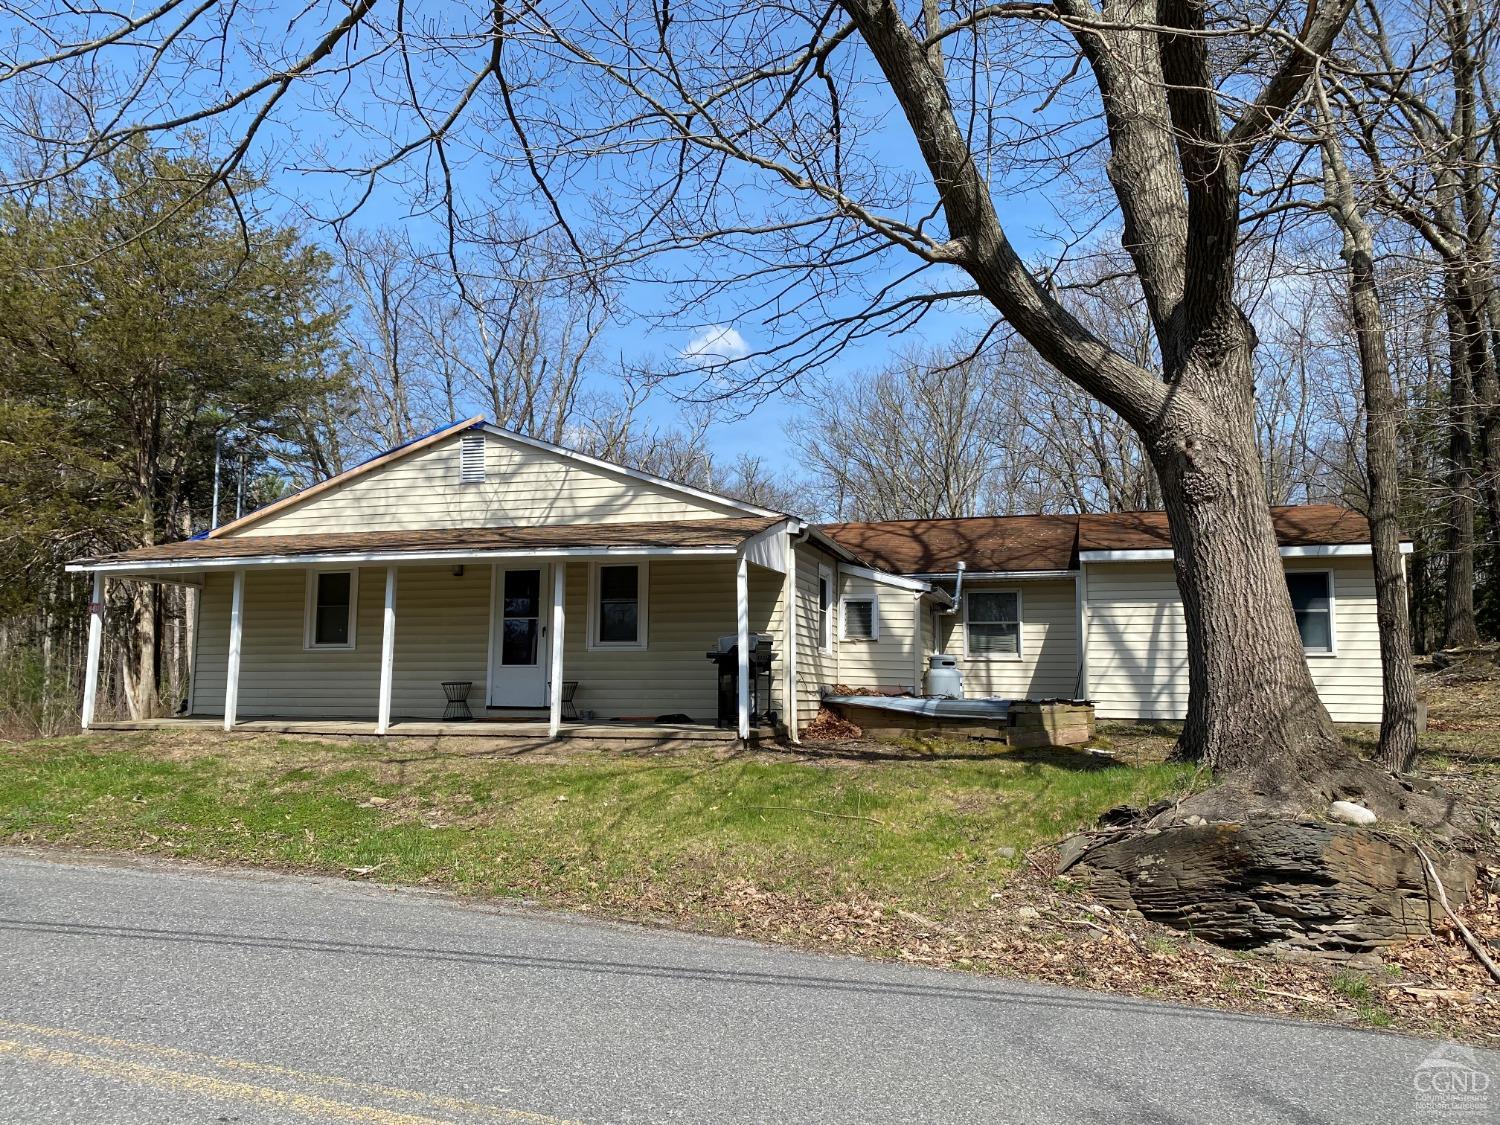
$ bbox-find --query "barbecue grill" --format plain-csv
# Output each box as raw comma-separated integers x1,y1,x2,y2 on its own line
704,633,776,729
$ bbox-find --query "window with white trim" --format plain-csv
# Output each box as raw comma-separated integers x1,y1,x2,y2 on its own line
459,432,486,483
588,562,648,649
817,565,833,652
842,596,878,641
1286,571,1335,654
965,590,1021,659
304,570,358,650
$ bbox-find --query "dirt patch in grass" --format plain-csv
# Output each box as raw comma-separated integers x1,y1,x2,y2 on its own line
3,709,1499,1045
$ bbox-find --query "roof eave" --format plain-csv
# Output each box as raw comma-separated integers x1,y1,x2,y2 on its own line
67,543,748,574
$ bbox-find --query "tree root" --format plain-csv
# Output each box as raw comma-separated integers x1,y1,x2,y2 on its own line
1415,843,1500,984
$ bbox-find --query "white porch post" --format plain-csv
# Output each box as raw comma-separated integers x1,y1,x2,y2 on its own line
736,555,751,739
1074,566,1090,700
548,563,566,737
784,546,799,743
377,565,397,735
224,569,245,731
81,572,105,730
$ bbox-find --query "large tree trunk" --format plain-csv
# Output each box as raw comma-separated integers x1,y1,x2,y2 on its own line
1316,99,1421,771
120,583,160,720
1149,337,1343,784
1347,249,1420,773
846,0,1356,799
1442,291,1481,647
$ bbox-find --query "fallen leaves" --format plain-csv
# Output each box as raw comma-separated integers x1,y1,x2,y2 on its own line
801,709,863,742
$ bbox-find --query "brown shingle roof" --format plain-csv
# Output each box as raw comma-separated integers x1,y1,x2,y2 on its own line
819,505,1374,575
79,517,781,565
1075,504,1372,552
819,514,1081,574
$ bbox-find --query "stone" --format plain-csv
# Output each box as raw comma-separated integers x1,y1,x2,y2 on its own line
1056,833,1094,872
1013,906,1041,922
1071,819,1476,952
1328,800,1377,826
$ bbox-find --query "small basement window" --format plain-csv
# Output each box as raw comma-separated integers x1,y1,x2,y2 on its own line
459,432,486,483
842,596,878,641
966,590,1021,659
589,562,648,649
1287,571,1335,655
305,570,358,650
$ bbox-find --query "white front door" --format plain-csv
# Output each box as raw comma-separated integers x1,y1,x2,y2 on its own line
489,564,551,707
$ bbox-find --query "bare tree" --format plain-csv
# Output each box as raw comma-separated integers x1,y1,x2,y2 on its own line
0,0,1405,797
1312,75,1420,770
338,232,447,451
1337,0,1500,645
434,229,613,446
803,347,1007,520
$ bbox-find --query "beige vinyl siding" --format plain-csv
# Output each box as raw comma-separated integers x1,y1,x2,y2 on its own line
1294,558,1383,723
791,543,839,725
193,557,786,723
1084,557,1383,723
936,578,1080,699
235,430,746,536
194,566,389,717
561,558,784,721
834,575,923,693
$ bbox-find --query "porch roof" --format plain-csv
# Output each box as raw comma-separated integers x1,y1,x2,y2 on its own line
67,516,784,573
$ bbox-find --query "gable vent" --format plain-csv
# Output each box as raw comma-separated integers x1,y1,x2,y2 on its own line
459,433,486,483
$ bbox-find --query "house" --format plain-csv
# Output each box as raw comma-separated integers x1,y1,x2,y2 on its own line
68,417,1401,740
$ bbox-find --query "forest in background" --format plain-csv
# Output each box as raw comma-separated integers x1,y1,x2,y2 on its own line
0,0,1496,742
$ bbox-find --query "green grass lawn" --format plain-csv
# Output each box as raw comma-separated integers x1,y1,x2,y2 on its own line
0,732,1198,927
5,725,1499,1043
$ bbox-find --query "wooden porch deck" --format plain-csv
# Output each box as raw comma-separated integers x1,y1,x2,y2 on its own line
90,717,772,745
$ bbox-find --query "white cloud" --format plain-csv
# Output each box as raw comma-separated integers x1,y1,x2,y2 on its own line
681,324,749,361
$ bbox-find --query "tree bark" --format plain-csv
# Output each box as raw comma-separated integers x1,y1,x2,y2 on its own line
1148,339,1343,782
1442,287,1481,647
1316,97,1420,770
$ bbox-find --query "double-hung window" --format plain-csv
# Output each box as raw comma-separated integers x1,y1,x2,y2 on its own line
589,562,647,649
1286,571,1335,655
965,590,1021,660
305,570,358,650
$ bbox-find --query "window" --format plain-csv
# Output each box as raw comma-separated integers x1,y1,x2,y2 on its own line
304,570,358,650
842,596,878,641
817,565,833,652
965,590,1021,659
459,432,486,483
1286,571,1335,655
588,562,648,649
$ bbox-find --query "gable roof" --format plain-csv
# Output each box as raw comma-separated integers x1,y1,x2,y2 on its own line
209,418,788,539
207,416,486,538
475,423,787,520
819,505,1376,575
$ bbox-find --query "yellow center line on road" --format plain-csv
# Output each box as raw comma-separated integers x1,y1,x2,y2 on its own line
0,1020,577,1124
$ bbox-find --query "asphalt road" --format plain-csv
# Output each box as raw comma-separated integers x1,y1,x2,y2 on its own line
0,851,1493,1124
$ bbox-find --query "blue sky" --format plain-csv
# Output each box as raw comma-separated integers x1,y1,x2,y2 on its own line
1,2,1081,466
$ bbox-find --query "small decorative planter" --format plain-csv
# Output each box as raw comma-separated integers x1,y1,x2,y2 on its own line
441,681,473,721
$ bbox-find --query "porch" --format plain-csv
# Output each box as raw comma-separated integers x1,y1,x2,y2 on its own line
89,716,773,746
69,517,798,742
